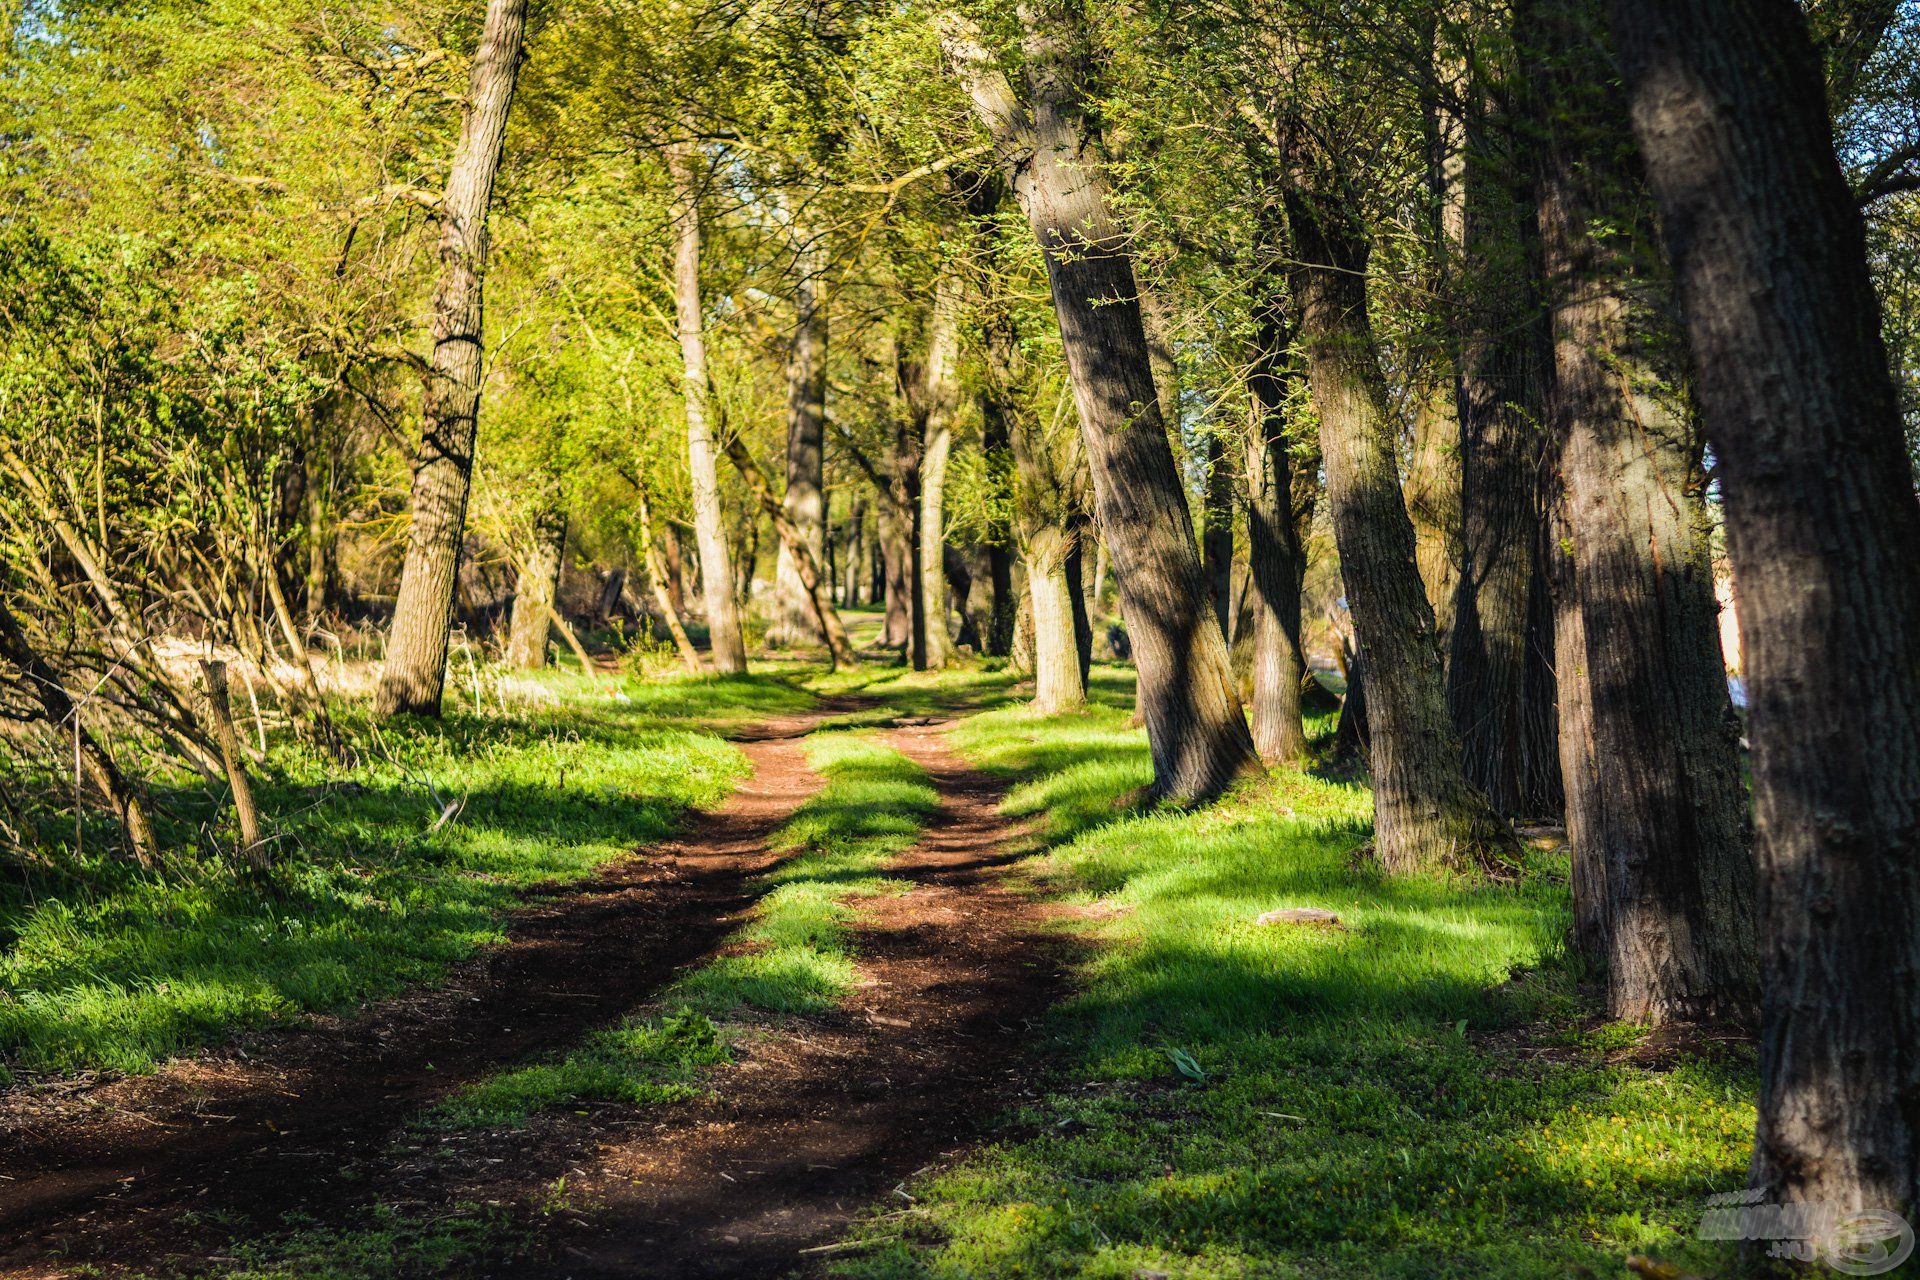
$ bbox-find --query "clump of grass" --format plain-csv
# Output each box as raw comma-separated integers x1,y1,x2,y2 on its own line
831,685,1758,1280
0,670,815,1079
177,1201,530,1279
675,730,937,1016
427,1007,726,1129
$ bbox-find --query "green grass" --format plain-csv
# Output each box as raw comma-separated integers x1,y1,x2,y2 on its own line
167,1202,532,1280
424,1006,728,1129
674,729,938,1015
0,667,813,1080
830,690,1760,1280
426,727,940,1130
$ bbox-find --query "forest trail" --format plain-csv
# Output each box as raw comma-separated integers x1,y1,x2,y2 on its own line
0,701,1071,1279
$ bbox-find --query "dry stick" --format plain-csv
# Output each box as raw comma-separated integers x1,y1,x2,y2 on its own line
238,663,269,760
544,605,600,676
263,560,342,755
200,660,267,869
717,432,856,669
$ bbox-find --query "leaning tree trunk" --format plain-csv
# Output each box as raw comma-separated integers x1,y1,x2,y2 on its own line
943,6,1258,800
1244,314,1316,766
666,143,747,675
1531,0,1756,1026
374,0,528,717
771,231,829,648
1285,186,1513,872
916,273,962,670
505,505,566,670
1606,0,1920,1218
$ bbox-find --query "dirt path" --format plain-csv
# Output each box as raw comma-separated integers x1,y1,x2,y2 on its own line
0,707,1072,1279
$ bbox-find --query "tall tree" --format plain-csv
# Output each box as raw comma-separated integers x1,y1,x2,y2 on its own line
1282,171,1514,871
1443,58,1561,817
1529,0,1756,1024
1243,288,1318,766
1606,0,1920,1219
374,0,531,716
913,271,962,670
942,6,1259,800
665,142,748,675
770,229,829,648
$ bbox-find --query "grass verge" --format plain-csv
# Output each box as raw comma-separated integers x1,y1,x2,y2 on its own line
0,668,813,1080
830,691,1758,1279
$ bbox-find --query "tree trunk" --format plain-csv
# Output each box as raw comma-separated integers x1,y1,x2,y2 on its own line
373,0,528,717
1065,518,1093,689
842,497,866,610
505,506,566,670
1202,430,1234,640
1445,102,1562,817
943,7,1258,800
1543,468,1606,966
1605,0,1920,1217
916,273,962,670
201,661,266,868
1531,0,1757,1026
771,232,829,648
977,335,1022,659
1285,186,1513,871
878,468,915,650
1406,381,1463,647
1245,326,1315,766
1024,526,1085,713
666,143,747,676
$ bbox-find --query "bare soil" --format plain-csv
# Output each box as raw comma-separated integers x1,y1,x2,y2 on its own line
0,705,1074,1280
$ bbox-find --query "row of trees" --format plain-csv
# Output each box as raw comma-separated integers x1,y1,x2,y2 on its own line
3,0,1918,1238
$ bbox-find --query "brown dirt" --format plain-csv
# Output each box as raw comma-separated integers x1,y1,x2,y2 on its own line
0,705,1074,1280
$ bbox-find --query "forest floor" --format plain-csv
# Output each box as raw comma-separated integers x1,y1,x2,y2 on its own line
0,638,1761,1279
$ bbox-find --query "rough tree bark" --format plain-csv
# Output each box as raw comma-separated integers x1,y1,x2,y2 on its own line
1444,94,1562,818
666,142,748,675
1606,0,1920,1219
505,506,566,670
942,7,1258,800
771,231,829,648
1530,0,1756,1026
1284,183,1514,872
374,0,529,716
1244,311,1317,766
